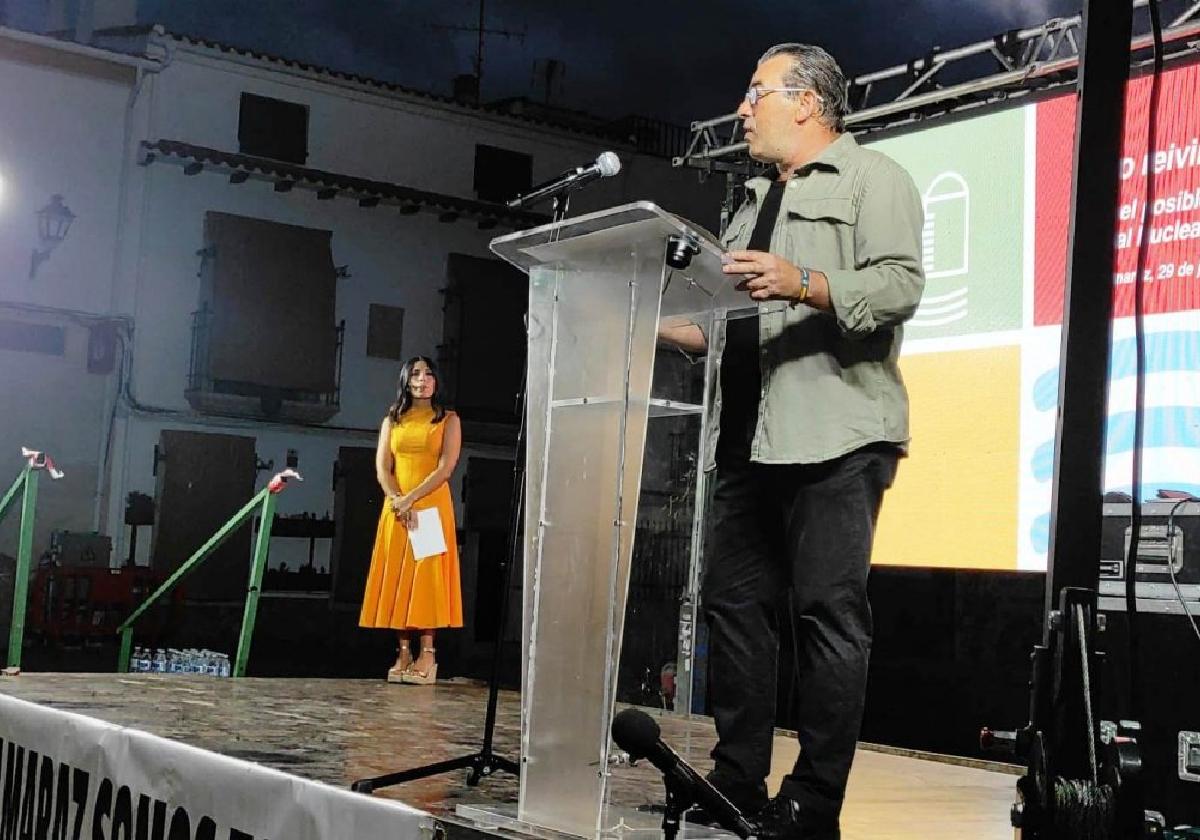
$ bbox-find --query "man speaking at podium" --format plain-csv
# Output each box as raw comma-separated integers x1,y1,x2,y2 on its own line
659,44,924,840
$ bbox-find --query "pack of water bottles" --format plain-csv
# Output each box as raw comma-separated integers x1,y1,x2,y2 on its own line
129,647,232,677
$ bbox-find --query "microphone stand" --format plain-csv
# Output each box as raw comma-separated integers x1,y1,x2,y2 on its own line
656,772,754,840
612,709,757,840
551,194,570,224
350,187,573,796
351,395,524,793
350,190,572,796
350,188,576,792
661,780,692,840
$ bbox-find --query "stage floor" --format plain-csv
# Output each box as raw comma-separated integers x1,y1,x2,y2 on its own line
0,674,1019,840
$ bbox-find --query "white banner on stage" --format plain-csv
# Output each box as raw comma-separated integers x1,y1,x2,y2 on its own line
0,693,435,840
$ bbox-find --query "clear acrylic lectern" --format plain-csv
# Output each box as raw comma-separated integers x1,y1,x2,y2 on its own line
470,202,748,839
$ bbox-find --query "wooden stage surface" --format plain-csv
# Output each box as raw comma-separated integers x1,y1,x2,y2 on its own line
0,674,1019,839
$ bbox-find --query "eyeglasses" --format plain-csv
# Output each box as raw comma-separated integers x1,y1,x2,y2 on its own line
743,85,824,108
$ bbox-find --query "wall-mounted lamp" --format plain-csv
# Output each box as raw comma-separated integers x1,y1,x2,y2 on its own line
195,244,216,278
29,194,75,279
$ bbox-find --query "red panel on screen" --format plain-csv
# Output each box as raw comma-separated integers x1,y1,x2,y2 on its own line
1034,62,1200,326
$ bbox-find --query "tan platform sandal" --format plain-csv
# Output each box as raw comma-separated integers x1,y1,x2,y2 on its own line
387,647,414,683
401,648,437,685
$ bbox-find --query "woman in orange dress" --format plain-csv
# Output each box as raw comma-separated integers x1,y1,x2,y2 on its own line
359,356,463,684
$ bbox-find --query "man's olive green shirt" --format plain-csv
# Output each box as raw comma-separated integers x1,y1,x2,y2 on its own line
704,132,925,469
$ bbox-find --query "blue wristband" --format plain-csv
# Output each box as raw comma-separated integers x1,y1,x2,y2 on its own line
790,267,811,307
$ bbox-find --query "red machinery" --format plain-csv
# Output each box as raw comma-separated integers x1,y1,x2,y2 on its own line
27,565,180,644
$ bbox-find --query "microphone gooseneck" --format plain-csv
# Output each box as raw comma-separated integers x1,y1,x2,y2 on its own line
506,152,622,210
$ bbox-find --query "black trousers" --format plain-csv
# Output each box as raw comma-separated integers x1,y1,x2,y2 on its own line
701,445,898,833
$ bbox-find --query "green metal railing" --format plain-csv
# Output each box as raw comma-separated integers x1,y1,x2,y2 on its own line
2,449,63,673
116,469,301,678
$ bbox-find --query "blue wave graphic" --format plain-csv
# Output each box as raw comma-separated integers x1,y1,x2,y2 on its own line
1031,406,1200,481
1032,331,1200,411
1031,514,1050,554
1026,330,1200,556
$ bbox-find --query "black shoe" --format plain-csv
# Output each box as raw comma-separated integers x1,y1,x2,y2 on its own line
683,784,766,830
753,795,838,840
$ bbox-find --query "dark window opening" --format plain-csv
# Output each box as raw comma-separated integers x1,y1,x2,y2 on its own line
188,212,341,422
473,144,533,204
366,304,405,360
238,93,309,164
440,253,527,425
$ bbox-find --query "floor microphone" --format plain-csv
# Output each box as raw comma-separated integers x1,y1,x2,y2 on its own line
611,708,756,838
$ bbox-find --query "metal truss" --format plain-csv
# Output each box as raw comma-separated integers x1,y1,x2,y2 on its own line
675,0,1200,172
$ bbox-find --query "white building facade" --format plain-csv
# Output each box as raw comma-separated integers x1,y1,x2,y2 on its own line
0,25,722,585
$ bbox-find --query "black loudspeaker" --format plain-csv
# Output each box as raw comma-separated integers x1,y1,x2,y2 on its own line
1099,502,1200,827
1097,611,1200,827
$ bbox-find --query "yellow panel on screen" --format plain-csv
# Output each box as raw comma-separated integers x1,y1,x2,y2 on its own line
873,345,1021,570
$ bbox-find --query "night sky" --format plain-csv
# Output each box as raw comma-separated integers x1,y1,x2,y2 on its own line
5,0,1175,125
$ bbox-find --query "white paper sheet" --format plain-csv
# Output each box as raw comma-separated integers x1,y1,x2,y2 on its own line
408,507,448,559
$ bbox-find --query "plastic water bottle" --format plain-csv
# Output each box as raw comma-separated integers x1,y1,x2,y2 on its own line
153,649,167,673
129,647,142,672
217,653,231,678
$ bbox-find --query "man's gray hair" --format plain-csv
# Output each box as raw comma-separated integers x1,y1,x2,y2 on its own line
758,43,849,133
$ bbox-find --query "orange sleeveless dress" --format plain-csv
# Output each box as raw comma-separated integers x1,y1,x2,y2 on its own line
359,407,463,630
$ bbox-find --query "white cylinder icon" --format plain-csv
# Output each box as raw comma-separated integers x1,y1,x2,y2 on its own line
915,171,970,327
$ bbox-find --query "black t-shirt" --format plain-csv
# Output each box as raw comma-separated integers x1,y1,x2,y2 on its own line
716,180,786,465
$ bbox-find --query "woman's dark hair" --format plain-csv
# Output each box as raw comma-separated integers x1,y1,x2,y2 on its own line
388,355,447,423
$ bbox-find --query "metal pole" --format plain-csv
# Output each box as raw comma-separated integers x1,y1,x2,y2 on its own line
1045,0,1133,618
6,468,39,671
675,16,1200,169
116,488,268,635
676,313,719,717
1041,0,1133,784
0,466,27,518
233,489,277,678
118,627,133,673
116,471,298,677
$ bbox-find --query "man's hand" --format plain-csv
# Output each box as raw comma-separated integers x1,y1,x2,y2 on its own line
722,250,830,309
723,250,804,301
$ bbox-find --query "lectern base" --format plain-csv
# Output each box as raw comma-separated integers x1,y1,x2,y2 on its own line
454,803,738,840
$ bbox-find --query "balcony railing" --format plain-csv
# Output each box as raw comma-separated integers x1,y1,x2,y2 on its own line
186,303,345,423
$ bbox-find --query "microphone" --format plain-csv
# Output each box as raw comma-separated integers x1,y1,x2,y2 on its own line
611,708,756,839
506,152,621,209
